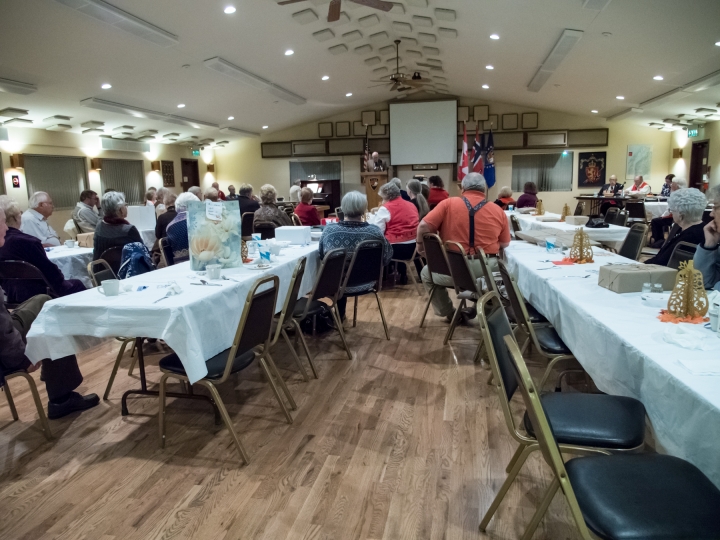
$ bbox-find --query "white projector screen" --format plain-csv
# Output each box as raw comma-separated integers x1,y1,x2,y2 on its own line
389,100,457,165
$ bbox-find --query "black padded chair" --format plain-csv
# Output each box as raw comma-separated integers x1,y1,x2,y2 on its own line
241,212,255,240
510,215,522,235
158,275,296,465
0,260,58,309
477,292,646,534
419,233,454,328
443,241,484,343
99,246,123,276
254,221,276,240
340,239,390,340
625,200,648,224
604,207,619,224
1,366,52,441
158,237,175,267
292,248,352,359
502,334,720,540
334,207,344,221
618,223,648,261
667,241,697,270
86,259,117,287
611,210,629,227
574,201,585,216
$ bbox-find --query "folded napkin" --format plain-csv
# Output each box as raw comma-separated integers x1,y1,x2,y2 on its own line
660,325,720,351
676,358,720,376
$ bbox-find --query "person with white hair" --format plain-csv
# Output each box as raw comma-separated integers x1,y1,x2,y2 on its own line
493,186,516,210
645,188,708,266
188,185,203,201
0,195,86,304
390,177,411,202
626,175,650,198
165,192,200,263
368,151,385,172
154,187,169,216
650,177,689,245
93,191,143,261
203,186,219,202
211,181,226,201
416,172,511,321
254,184,292,228
155,191,178,240
694,185,720,291
289,179,302,203
21,191,60,246
319,191,392,321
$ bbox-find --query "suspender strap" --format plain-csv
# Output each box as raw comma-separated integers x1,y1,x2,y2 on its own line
462,197,488,248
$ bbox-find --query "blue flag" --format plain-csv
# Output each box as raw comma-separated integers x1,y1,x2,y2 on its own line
483,130,495,188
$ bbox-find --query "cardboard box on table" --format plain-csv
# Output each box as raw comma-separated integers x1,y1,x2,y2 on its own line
77,232,94,247
598,264,677,294
275,226,311,245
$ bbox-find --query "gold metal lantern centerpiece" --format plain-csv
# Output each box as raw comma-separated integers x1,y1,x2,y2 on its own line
666,261,709,319
568,227,594,263
535,199,545,216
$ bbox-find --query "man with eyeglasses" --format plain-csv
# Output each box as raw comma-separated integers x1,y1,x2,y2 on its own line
21,191,60,247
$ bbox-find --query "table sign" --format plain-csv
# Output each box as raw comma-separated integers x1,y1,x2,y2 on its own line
187,200,242,271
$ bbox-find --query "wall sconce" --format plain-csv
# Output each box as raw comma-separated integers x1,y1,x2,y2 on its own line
672,148,683,159
10,153,24,169
90,158,102,170
151,160,161,172
207,163,215,173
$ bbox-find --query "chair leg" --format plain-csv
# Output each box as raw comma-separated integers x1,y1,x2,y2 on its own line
472,339,485,364
158,372,170,448
419,286,436,328
374,292,390,340
479,443,536,531
520,476,560,540
539,355,575,393
331,305,353,359
352,296,358,328
486,371,494,386
10,372,52,440
264,351,297,411
406,262,423,296
3,382,19,421
128,345,138,376
281,329,309,382
196,380,250,465
444,299,465,345
103,338,132,400
258,357,294,424
293,320,318,378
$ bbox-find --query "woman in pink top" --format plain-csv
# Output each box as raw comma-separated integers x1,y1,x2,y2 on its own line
427,175,449,209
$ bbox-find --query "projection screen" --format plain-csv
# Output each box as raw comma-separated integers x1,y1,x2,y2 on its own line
389,100,457,165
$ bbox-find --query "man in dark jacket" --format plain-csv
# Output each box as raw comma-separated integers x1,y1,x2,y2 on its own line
238,183,260,215
0,205,98,419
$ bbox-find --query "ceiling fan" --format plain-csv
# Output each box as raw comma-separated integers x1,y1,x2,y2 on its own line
369,40,433,93
278,0,393,23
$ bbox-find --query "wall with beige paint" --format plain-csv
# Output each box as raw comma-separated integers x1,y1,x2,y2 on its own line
668,120,720,190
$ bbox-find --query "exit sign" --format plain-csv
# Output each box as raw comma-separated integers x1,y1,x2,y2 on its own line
191,149,200,156
688,128,699,138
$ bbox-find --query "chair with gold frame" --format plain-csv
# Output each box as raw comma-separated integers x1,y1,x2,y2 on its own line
502,334,720,540
291,213,302,227
1,370,52,440
390,244,424,296
477,292,646,534
418,233,454,329
157,275,296,465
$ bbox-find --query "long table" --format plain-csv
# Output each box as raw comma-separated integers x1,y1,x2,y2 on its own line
26,243,320,386
46,245,94,287
507,211,629,247
504,241,720,487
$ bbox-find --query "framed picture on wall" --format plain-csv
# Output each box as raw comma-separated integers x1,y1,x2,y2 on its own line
578,152,606,188
483,115,498,131
336,121,351,137
371,123,386,136
353,121,366,136
502,113,519,130
318,122,333,138
379,110,390,125
473,105,489,121
522,112,539,129
361,110,376,126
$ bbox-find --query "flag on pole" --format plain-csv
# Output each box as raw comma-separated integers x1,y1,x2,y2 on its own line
458,122,469,182
471,121,484,174
484,129,496,188
362,126,370,172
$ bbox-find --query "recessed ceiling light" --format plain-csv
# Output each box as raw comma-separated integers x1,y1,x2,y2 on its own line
591,110,598,113
482,84,489,89
224,6,236,14
485,65,494,70
322,75,330,81
228,116,234,120
285,49,294,56
715,41,720,46
262,125,269,129
490,34,499,40
653,75,664,81
101,83,112,89
346,92,353,97
616,96,625,100
177,103,185,108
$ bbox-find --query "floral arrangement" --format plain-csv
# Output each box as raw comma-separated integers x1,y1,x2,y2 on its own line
187,201,242,271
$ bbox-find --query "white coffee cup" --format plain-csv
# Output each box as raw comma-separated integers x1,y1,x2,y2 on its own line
65,240,77,248
206,264,222,280
98,279,120,296
710,303,720,333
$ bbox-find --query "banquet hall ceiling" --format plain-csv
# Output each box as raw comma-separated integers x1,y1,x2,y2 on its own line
0,0,719,143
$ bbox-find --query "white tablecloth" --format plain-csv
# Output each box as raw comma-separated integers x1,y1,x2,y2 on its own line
504,241,720,487
507,211,630,246
645,201,669,219
139,229,155,250
26,244,320,384
46,246,94,287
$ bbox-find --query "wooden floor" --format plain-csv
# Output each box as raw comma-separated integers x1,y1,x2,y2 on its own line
0,286,581,540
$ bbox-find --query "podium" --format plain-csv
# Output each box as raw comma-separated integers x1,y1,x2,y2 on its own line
361,171,388,210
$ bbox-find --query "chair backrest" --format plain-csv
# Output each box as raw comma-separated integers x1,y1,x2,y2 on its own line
618,223,648,261
254,221,276,240
604,207,619,224
72,218,83,235
340,239,384,295
510,215,522,234
99,246,124,275
625,200,647,219
502,335,592,538
0,260,56,295
475,247,501,296
222,275,279,382
574,201,585,216
241,212,255,238
335,207,344,221
87,259,117,287
422,233,451,281
444,241,482,295
159,237,175,267
668,241,697,270
291,213,302,227
497,260,538,345
272,256,307,345
612,210,628,227
307,248,347,307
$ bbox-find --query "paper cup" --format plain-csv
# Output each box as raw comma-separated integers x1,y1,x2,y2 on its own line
98,279,120,296
206,264,222,280
65,240,77,248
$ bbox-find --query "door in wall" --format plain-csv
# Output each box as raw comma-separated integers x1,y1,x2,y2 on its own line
689,140,709,189
180,159,200,191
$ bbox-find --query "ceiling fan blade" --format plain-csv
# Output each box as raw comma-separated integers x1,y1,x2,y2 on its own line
390,82,400,91
277,0,308,4
327,0,341,22
348,0,394,11
368,83,391,88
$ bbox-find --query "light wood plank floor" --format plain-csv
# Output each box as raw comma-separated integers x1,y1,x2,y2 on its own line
0,286,581,539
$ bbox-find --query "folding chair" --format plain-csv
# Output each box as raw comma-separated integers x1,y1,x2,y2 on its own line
291,213,302,227
254,221,276,240
390,244,424,296
618,223,649,261
510,214,522,235
604,207,620,224
241,212,255,240
99,246,123,276
1,368,52,440
159,237,175,267
0,260,58,309
418,233,454,328
667,241,697,270
625,200,648,224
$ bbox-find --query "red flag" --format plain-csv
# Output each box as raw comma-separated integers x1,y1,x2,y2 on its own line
471,121,484,174
458,122,469,182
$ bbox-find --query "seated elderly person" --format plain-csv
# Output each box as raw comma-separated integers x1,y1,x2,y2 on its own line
188,186,203,201
154,187,169,216
645,188,707,267
319,191,392,321
407,179,430,219
493,186,516,210
294,188,321,226
21,191,60,247
72,190,101,232
254,184,292,228
390,177,411,202
145,190,156,207
516,182,539,209
368,182,419,285
694,185,720,291
212,181,226,201
660,174,675,197
155,191,178,240
165,192,200,263
93,191,143,261
417,172,511,321
0,196,85,304
204,187,220,202
226,185,240,201
650,178,687,246
238,183,260,215
626,175,651,198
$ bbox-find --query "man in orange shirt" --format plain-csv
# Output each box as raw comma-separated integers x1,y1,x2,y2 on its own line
416,172,511,320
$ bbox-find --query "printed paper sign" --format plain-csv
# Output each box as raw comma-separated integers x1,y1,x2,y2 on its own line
206,201,223,221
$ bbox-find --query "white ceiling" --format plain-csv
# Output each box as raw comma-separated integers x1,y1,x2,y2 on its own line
1,0,719,145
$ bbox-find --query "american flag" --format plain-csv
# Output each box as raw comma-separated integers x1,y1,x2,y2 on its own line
471,121,484,174
363,126,370,172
